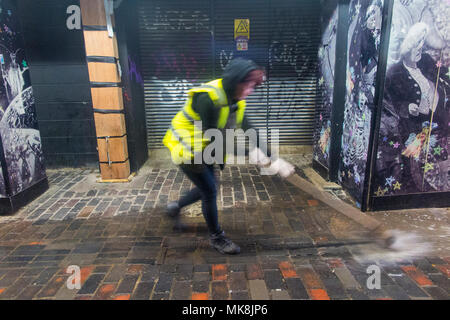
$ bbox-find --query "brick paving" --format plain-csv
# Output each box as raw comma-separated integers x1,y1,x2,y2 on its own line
0,164,448,300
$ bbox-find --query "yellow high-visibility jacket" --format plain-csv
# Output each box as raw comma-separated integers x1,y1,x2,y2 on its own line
163,79,246,165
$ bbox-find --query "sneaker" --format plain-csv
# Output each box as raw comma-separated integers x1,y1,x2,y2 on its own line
209,231,241,255
166,201,180,218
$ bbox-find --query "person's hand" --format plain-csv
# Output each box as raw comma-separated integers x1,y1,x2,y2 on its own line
249,147,270,166
274,158,295,178
261,158,295,178
408,103,419,116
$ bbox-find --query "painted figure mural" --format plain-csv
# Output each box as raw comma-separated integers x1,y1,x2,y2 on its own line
314,0,338,169
374,0,450,196
339,0,384,205
0,0,46,197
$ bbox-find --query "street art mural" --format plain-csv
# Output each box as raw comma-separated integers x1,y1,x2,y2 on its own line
338,0,385,205
0,0,46,197
314,0,339,169
373,0,450,196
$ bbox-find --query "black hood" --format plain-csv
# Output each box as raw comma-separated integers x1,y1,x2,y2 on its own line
222,58,260,102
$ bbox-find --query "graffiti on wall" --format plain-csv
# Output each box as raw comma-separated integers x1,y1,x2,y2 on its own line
270,8,317,79
338,0,385,205
149,77,194,102
149,51,207,83
128,55,144,88
0,0,46,197
313,1,339,168
147,8,210,96
373,0,450,196
268,7,319,120
216,6,320,122
219,50,234,71
141,5,212,103
148,8,210,32
269,37,312,79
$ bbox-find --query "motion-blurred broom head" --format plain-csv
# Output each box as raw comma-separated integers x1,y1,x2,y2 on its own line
375,229,430,253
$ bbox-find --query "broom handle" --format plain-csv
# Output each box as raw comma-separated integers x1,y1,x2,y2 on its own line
285,173,383,232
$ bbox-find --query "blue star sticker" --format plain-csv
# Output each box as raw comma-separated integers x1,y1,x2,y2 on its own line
385,176,395,187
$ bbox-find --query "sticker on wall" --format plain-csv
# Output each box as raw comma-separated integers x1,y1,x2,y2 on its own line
235,19,249,51
236,39,248,51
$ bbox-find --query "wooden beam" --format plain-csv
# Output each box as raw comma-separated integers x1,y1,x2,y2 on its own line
97,136,128,163
80,0,107,26
93,113,126,137
303,168,342,190
99,161,131,180
286,173,382,232
88,62,120,83
83,31,118,58
80,0,130,181
91,87,124,110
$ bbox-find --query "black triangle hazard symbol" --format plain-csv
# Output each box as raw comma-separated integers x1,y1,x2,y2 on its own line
236,20,248,33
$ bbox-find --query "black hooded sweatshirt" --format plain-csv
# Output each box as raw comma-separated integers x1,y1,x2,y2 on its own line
190,58,270,158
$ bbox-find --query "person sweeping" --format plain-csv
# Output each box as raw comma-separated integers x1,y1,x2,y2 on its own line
162,58,294,254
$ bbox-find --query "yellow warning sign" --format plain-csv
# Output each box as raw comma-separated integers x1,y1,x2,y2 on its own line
234,19,250,40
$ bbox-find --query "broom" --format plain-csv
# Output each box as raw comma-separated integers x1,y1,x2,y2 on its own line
260,157,398,249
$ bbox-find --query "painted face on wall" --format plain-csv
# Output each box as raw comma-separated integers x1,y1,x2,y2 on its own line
406,37,426,64
366,5,382,31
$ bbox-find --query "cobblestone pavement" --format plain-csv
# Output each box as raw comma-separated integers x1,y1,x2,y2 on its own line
0,159,448,300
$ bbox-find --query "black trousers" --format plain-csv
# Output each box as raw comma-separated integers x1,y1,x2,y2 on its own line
178,164,221,235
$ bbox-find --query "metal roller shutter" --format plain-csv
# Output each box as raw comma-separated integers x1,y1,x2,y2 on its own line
138,0,320,148
267,0,321,144
138,0,213,148
213,0,269,150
